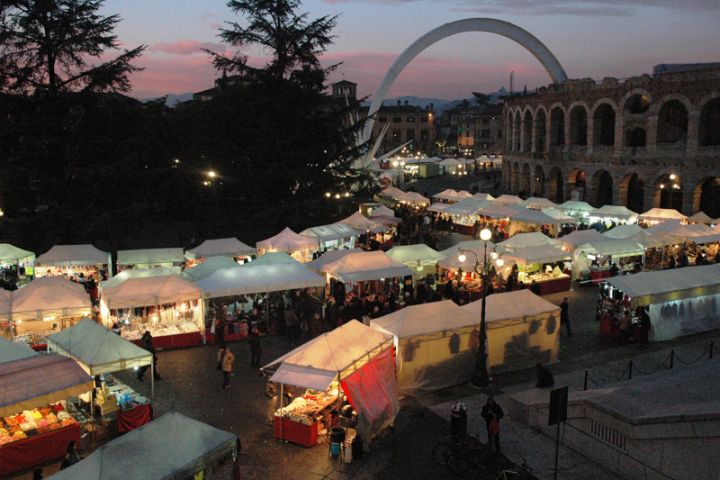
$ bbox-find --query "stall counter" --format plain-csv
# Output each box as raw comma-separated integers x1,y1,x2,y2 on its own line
0,421,80,476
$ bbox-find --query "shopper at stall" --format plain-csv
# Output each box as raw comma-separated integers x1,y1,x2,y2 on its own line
218,345,235,391
137,331,162,382
249,327,262,368
560,297,572,337
59,441,81,470
481,396,504,453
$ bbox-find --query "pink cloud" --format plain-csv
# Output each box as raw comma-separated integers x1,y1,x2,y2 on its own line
150,40,225,56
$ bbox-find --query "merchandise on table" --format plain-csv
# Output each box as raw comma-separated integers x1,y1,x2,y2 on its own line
0,402,78,445
274,388,338,426
110,301,203,341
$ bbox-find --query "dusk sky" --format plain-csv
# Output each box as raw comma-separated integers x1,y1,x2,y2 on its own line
103,0,720,100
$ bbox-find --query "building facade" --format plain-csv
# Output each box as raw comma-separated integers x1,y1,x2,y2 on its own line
365,100,436,155
501,63,720,216
437,102,504,156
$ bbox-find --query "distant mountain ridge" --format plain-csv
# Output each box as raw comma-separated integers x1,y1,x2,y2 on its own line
361,96,465,113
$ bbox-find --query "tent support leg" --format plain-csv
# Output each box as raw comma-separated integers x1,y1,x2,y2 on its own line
151,363,155,399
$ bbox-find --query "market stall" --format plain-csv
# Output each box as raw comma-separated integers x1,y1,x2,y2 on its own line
0,243,35,284
100,275,204,349
263,320,398,447
300,223,360,252
51,412,240,480
184,237,255,267
522,197,557,210
558,229,606,252
443,198,492,235
601,264,720,342
183,255,240,282
0,289,11,340
503,245,572,294
573,240,645,283
462,290,561,372
47,318,154,431
256,227,320,263
603,224,644,239
494,194,524,206
370,300,480,395
10,277,92,348
433,188,459,203
307,249,363,273
320,251,412,297
0,354,92,477
437,240,513,294
386,244,445,279
588,205,638,225
559,200,594,222
638,207,687,226
688,211,715,225
0,336,36,363
34,244,112,281
395,191,430,208
473,192,495,201
116,248,185,273
508,207,562,237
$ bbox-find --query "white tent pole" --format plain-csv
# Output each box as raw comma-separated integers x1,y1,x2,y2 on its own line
151,361,155,399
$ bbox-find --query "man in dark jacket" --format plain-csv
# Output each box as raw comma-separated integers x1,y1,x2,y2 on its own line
481,396,504,452
137,331,162,381
560,297,572,336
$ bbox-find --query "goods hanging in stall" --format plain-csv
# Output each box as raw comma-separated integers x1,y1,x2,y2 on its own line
370,300,480,395
508,207,562,237
51,412,240,480
117,248,185,273
0,289,11,340
638,207,687,226
263,320,398,447
34,244,112,281
0,354,93,477
256,227,320,263
183,256,240,282
100,275,204,348
184,237,255,267
320,251,412,297
601,264,720,342
386,244,445,278
47,319,154,431
462,290,561,372
500,239,571,294
0,243,35,284
10,277,92,348
300,223,360,252
588,205,638,225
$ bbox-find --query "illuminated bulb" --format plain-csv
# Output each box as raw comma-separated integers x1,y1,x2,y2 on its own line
325,192,331,198
669,174,676,180
457,253,467,263
496,258,504,267
480,228,492,241
334,193,341,199
207,170,217,178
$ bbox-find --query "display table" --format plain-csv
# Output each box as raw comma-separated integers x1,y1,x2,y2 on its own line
116,403,153,433
273,416,318,447
131,331,202,349
0,422,80,477
589,270,612,282
530,275,571,295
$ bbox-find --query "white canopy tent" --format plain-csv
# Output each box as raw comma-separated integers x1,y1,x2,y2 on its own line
185,238,255,260
477,203,519,219
50,412,239,480
522,197,557,210
307,248,363,272
0,336,37,363
380,186,405,200
454,190,474,199
300,223,360,246
498,232,561,251
438,240,502,271
573,240,646,279
247,252,299,266
603,224,644,239
368,205,396,218
462,290,561,371
473,193,495,201
100,267,176,291
639,208,687,225
101,275,202,310
183,256,239,282
35,244,111,272
117,248,185,272
338,212,386,234
396,191,430,206
321,251,412,283
11,277,91,322
427,203,451,213
433,188,459,201
504,244,571,265
589,205,638,223
605,264,720,341
370,301,480,395
197,263,325,299
263,320,398,441
386,244,445,276
559,200,594,218
256,227,319,262
688,211,715,224
494,194,523,205
558,229,606,251
508,208,562,236
444,198,491,217
542,208,578,225
0,243,35,266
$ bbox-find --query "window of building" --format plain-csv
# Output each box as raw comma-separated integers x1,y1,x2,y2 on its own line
407,116,415,123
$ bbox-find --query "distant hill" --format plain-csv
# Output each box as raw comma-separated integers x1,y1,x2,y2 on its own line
141,92,194,107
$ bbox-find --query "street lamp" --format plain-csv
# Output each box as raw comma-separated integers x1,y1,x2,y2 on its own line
458,227,502,387
392,160,406,186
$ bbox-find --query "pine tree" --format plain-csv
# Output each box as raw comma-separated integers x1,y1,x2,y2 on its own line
0,0,145,96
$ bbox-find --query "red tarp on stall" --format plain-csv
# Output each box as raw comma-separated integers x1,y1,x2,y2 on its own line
117,403,154,433
340,348,399,441
0,422,80,476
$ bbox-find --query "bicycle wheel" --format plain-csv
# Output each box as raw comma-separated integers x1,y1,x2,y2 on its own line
448,452,470,475
432,442,454,466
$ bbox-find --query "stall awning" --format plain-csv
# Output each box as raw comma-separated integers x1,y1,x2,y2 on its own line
264,320,393,387
247,252,299,266
100,267,176,290
509,208,560,226
369,205,395,217
257,227,320,254
688,211,715,224
522,197,557,210
576,240,645,257
386,244,445,267
427,203,451,213
50,412,238,480
11,277,91,321
47,318,153,376
463,289,560,323
307,248,362,272
117,248,184,266
183,256,239,282
320,251,412,283
0,337,37,363
197,263,325,299
504,244,570,265
185,238,255,260
559,201,594,215
542,208,577,224
605,264,720,306
477,203,521,219
498,232,561,250
371,300,477,338
300,223,361,242
102,275,201,309
0,243,35,265
559,229,606,249
433,188,458,200
639,207,687,224
0,354,93,417
473,193,495,201
36,244,110,267
494,194,523,205
603,224,644,239
445,198,491,216
590,205,638,221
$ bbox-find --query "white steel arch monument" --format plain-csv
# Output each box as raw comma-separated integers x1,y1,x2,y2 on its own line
361,18,569,149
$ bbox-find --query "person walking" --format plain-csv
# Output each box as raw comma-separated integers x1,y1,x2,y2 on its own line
218,345,235,391
137,331,161,381
560,297,572,337
481,396,504,453
249,327,262,368
59,441,81,470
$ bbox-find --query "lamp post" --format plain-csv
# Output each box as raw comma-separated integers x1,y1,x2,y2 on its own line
392,159,406,186
458,228,503,387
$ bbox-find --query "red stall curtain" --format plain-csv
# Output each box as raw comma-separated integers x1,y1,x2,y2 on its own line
340,347,399,441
